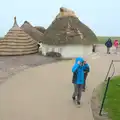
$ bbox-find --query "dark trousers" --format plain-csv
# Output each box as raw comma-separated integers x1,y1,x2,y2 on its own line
72,84,83,102
107,47,110,54
83,72,88,90
92,46,96,52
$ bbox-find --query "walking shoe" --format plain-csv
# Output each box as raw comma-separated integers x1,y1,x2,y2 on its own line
72,96,75,100
77,101,80,105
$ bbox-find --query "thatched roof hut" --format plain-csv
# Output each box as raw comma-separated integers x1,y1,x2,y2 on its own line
21,21,43,42
34,26,46,33
41,7,98,58
43,7,98,45
0,17,38,56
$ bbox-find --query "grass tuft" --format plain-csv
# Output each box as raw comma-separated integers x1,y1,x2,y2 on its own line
102,76,120,120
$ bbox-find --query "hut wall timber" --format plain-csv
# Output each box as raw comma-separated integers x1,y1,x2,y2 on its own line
0,17,38,56
41,7,98,58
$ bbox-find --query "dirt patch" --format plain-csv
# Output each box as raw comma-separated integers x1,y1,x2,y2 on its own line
91,83,111,120
0,54,59,85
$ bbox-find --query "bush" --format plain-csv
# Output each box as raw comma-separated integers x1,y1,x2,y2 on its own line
46,52,61,57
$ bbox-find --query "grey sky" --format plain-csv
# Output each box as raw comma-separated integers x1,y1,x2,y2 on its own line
0,0,119,36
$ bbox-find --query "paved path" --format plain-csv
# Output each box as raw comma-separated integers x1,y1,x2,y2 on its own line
0,46,120,120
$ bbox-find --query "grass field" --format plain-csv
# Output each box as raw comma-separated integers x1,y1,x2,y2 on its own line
102,76,120,120
97,36,120,44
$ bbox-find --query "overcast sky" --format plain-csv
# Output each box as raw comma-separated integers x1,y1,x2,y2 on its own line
0,0,120,36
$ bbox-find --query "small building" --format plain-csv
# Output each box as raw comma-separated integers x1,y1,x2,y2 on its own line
42,7,98,58
0,17,38,55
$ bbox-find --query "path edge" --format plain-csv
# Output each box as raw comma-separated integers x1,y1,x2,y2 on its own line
91,83,111,120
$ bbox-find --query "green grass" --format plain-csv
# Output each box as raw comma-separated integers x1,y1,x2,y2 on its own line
97,36,120,44
102,76,120,120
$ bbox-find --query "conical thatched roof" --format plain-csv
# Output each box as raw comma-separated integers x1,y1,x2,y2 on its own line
21,21,43,42
34,26,46,33
0,17,38,56
43,7,98,46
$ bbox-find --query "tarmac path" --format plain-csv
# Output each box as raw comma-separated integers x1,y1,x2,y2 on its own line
0,45,120,120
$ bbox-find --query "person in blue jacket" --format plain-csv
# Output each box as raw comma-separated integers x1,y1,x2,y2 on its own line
72,57,84,105
83,61,90,92
105,38,112,54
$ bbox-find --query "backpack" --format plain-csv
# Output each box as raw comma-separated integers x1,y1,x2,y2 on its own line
84,67,89,72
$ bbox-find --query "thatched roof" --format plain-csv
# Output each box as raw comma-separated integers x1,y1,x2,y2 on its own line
21,21,43,42
56,7,76,18
42,7,98,46
34,26,46,33
0,17,38,56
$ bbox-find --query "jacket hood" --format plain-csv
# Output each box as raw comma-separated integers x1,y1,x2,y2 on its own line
75,57,84,63
108,38,111,40
114,40,118,42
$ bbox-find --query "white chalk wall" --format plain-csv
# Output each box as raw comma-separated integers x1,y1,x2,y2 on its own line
41,44,92,58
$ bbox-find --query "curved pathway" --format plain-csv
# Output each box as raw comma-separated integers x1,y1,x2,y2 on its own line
0,47,120,120
0,54,57,84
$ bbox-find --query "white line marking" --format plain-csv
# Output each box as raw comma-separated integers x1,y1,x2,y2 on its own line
92,56,100,59
88,52,92,55
91,53,98,57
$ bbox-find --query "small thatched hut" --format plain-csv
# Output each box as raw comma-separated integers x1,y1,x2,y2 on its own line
21,21,43,42
0,17,38,56
34,26,46,33
42,7,98,58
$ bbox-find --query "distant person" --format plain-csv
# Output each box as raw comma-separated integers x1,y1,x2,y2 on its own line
113,40,119,54
72,57,84,105
105,38,112,54
83,61,90,92
92,44,96,53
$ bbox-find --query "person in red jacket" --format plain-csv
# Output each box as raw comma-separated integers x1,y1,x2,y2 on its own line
113,40,119,54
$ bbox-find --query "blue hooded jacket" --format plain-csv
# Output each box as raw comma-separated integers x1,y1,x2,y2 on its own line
72,57,84,84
